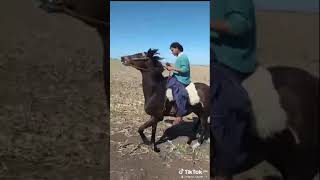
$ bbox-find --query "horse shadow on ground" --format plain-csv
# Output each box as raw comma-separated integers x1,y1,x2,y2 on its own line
158,117,208,145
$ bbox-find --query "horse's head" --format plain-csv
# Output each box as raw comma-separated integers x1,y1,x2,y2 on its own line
35,0,73,13
121,49,164,72
36,0,107,27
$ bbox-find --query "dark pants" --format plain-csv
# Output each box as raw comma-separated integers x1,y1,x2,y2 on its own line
210,61,253,176
167,76,189,116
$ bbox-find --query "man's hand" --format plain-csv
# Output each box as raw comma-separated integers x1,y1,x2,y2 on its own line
211,19,231,34
165,63,183,72
165,65,174,71
165,62,174,71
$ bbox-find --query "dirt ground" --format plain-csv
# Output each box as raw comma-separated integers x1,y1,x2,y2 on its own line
110,60,210,180
0,1,318,180
0,1,108,179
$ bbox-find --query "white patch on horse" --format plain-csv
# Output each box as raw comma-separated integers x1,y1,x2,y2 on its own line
185,83,201,105
166,88,174,101
166,83,201,106
242,66,287,139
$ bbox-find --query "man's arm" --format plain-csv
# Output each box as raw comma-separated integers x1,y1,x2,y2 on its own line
166,57,190,73
211,14,252,36
165,65,186,73
211,0,254,36
211,19,232,34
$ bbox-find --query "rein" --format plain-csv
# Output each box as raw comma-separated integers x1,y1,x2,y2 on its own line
125,56,165,72
129,64,153,72
128,63,167,72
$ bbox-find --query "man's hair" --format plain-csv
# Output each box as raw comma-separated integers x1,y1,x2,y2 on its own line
170,42,183,52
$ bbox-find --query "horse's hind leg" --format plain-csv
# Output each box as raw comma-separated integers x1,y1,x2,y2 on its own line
155,134,169,146
265,132,319,180
198,115,209,144
138,116,156,145
186,117,201,145
187,135,197,145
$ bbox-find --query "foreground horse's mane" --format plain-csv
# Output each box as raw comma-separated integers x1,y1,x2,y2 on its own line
147,48,163,61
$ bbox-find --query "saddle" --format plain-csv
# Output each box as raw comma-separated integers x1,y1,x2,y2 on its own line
165,82,201,116
166,82,201,106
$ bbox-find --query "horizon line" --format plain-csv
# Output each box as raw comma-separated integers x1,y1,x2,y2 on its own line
110,58,209,66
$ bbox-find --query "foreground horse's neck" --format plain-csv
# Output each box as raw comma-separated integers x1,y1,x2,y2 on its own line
141,70,165,99
141,71,166,115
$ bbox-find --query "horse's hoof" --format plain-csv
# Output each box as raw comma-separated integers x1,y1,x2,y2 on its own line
191,142,201,150
187,140,192,145
154,147,161,152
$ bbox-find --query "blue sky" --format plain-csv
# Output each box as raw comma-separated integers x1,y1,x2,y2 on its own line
110,1,210,65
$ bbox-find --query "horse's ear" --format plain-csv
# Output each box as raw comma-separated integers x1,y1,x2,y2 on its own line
153,49,159,55
147,48,152,57
153,56,164,61
147,48,159,57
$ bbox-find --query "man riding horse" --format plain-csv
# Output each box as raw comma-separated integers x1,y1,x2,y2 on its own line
211,0,257,179
165,42,191,125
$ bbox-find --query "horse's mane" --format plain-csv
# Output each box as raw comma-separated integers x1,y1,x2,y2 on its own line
146,48,165,73
147,48,163,61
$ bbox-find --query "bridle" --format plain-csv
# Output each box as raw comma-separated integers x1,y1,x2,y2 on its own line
125,57,167,72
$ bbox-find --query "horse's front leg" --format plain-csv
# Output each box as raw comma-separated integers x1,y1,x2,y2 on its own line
138,116,156,145
151,121,160,152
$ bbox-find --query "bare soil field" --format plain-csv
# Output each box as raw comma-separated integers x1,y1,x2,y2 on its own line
110,60,210,180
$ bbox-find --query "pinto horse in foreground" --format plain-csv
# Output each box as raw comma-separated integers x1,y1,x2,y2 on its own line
210,63,319,179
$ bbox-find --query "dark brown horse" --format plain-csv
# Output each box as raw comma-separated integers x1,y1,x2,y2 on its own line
36,0,109,105
210,66,319,180
121,49,210,152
